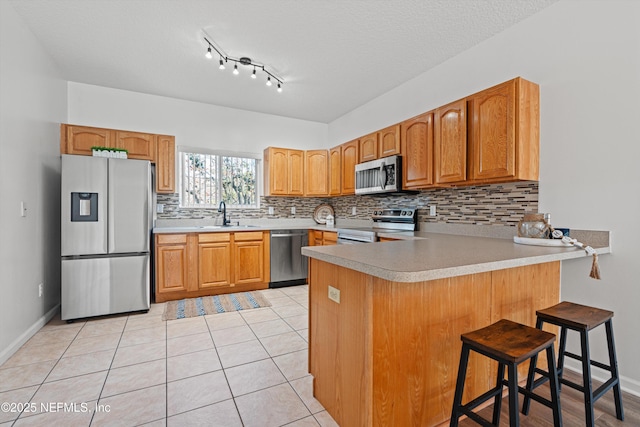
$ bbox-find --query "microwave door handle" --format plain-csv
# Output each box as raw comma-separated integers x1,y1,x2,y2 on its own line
379,163,387,189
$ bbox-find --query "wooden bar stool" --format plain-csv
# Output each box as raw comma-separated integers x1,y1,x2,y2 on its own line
522,301,624,426
450,319,562,427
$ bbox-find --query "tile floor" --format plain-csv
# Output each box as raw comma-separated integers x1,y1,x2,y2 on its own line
0,286,339,427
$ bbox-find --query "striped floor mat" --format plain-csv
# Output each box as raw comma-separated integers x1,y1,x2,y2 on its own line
162,292,271,320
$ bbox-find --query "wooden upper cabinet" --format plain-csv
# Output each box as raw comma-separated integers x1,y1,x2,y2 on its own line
155,135,175,193
341,139,359,195
113,131,155,161
288,149,305,196
329,146,342,196
401,112,434,189
378,124,401,158
61,125,112,156
359,132,378,162
305,150,329,196
434,99,467,184
468,77,539,182
264,147,304,196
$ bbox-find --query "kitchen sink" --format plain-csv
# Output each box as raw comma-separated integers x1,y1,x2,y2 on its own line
196,224,259,229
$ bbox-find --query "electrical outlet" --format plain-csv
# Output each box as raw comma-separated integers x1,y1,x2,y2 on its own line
430,205,437,216
291,207,296,215
268,207,274,215
20,201,27,217
38,283,43,297
156,203,164,213
352,206,357,215
328,285,340,303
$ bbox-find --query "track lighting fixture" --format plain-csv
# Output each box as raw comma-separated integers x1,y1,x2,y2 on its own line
203,34,284,92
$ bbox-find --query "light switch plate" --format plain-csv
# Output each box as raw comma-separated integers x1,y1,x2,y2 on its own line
430,205,437,216
156,203,164,213
291,207,296,215
268,207,274,215
328,285,340,303
352,206,357,215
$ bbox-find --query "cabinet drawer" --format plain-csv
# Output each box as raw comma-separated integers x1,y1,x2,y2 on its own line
234,231,265,241
198,233,231,243
156,234,187,245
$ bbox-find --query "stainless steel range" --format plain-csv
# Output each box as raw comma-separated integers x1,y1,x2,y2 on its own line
336,208,417,244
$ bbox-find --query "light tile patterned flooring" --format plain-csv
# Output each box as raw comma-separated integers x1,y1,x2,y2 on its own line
0,286,338,427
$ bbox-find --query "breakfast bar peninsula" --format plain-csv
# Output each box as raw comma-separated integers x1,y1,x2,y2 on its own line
301,231,609,426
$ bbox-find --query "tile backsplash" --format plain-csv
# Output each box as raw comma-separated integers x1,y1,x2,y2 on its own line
157,181,538,227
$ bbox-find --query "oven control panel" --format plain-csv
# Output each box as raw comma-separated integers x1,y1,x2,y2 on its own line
372,208,416,223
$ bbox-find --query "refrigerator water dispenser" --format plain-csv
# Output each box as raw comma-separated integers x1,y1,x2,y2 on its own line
71,192,98,221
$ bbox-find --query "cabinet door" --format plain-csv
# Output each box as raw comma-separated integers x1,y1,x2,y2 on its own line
401,112,434,189
114,131,155,161
288,149,305,196
329,146,342,196
265,148,289,196
62,125,112,155
341,140,359,195
378,124,401,158
198,233,232,289
155,235,189,295
359,132,378,162
305,150,329,196
323,231,338,245
469,80,516,180
156,135,175,193
199,242,232,289
435,99,467,184
233,240,264,285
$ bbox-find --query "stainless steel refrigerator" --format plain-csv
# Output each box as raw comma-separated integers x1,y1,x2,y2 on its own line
61,154,151,320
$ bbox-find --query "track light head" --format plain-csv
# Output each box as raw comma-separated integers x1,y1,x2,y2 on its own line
219,58,225,70
205,47,213,59
251,68,257,79
266,76,272,86
233,64,239,75
277,83,282,93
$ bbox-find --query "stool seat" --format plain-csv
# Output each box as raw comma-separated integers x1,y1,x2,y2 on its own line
451,319,562,427
523,301,624,427
536,301,613,331
462,319,556,363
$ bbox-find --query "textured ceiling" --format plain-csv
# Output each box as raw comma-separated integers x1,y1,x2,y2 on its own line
9,0,558,123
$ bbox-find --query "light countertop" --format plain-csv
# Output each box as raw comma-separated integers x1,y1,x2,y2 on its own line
301,231,610,283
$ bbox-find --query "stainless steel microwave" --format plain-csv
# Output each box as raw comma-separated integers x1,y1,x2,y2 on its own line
355,155,403,195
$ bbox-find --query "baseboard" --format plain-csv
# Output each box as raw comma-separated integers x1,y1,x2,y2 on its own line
0,304,60,366
564,361,640,398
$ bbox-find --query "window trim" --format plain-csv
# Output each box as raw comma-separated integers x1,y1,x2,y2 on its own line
178,147,261,209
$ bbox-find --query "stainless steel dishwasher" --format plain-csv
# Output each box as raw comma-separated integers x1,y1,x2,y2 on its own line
269,229,308,288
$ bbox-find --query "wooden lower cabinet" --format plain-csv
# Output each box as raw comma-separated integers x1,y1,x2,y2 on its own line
155,234,190,295
308,260,560,426
309,230,337,246
198,233,232,289
155,231,270,302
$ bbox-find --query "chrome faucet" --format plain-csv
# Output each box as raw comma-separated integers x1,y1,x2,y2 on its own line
218,201,231,226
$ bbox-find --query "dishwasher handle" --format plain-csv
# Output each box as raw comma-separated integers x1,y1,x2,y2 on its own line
271,233,307,238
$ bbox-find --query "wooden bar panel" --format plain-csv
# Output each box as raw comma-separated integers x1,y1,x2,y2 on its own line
308,260,561,426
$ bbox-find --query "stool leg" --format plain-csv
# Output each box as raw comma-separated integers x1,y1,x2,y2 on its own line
605,320,624,421
580,330,595,427
493,362,506,425
522,318,545,415
508,363,520,427
546,344,563,427
557,326,568,390
450,343,471,427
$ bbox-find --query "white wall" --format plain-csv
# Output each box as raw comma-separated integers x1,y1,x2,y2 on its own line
0,2,67,362
329,0,640,394
68,83,328,155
